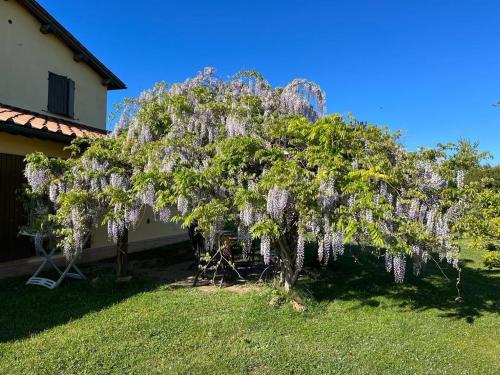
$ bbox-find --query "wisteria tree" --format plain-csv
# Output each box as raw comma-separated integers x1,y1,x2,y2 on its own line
25,68,489,290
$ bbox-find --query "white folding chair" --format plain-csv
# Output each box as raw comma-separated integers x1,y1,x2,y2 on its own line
21,231,86,289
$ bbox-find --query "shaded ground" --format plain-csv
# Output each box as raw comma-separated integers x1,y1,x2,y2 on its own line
83,241,269,288
0,242,498,374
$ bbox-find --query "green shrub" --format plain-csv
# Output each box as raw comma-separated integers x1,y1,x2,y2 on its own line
483,251,500,269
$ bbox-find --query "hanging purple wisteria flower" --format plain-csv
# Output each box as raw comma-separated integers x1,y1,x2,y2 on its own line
296,232,305,271
24,164,50,192
141,184,156,208
157,206,172,223
177,196,189,215
331,229,345,259
267,187,289,221
393,254,406,284
385,252,393,273
240,203,254,227
456,170,465,189
261,235,271,265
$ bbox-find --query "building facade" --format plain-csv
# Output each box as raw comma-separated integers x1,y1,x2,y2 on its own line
0,0,184,263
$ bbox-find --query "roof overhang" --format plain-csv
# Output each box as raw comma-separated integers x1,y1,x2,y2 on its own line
16,0,127,90
1,121,75,143
0,103,108,143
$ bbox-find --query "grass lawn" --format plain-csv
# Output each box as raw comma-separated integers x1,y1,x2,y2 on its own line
0,242,498,374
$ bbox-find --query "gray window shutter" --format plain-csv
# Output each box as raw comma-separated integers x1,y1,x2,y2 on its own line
67,79,75,118
48,72,74,117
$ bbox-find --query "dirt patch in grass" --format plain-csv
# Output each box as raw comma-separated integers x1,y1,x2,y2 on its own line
118,258,261,293
194,284,260,294
80,242,266,293
224,284,260,293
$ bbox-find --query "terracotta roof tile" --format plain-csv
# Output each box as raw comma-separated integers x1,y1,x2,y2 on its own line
0,103,107,140
29,117,47,130
12,114,35,126
0,110,23,122
45,120,60,133
58,123,73,136
68,125,83,137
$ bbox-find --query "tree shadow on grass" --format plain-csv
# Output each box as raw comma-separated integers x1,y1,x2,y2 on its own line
0,241,193,344
0,272,155,343
2,241,497,343
301,245,500,323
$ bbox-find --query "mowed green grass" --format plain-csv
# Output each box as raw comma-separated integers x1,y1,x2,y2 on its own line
0,243,498,375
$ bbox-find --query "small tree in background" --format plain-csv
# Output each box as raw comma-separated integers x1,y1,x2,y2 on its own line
24,68,494,290
457,162,500,252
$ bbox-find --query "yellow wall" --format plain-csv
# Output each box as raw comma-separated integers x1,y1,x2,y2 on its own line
0,131,69,157
0,0,108,129
0,133,184,248
91,207,185,247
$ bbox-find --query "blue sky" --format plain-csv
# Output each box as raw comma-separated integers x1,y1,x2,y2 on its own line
39,0,500,163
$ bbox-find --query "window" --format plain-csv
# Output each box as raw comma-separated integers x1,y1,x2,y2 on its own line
47,72,75,118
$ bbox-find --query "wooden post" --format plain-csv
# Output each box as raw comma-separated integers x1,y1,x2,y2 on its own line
116,228,129,277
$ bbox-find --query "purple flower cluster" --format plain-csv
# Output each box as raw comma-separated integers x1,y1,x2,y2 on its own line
420,161,446,191
385,252,393,272
412,245,422,276
240,203,254,226
48,182,58,203
393,254,406,283
141,184,156,208
25,164,49,192
331,230,345,258
456,170,465,189
317,237,325,263
280,79,325,122
296,233,305,270
226,115,246,137
177,196,189,215
408,199,420,221
260,235,271,265
267,187,289,221
110,173,128,190
318,179,338,209
238,224,252,259
108,219,128,245
125,201,141,229
157,206,172,223
320,217,331,264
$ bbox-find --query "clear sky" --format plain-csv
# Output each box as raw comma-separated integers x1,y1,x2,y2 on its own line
38,0,500,163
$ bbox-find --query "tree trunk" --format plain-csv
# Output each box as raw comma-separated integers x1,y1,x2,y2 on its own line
116,228,129,277
278,230,299,293
282,260,294,293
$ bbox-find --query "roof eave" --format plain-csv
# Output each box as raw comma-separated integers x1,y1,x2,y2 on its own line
1,121,75,143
